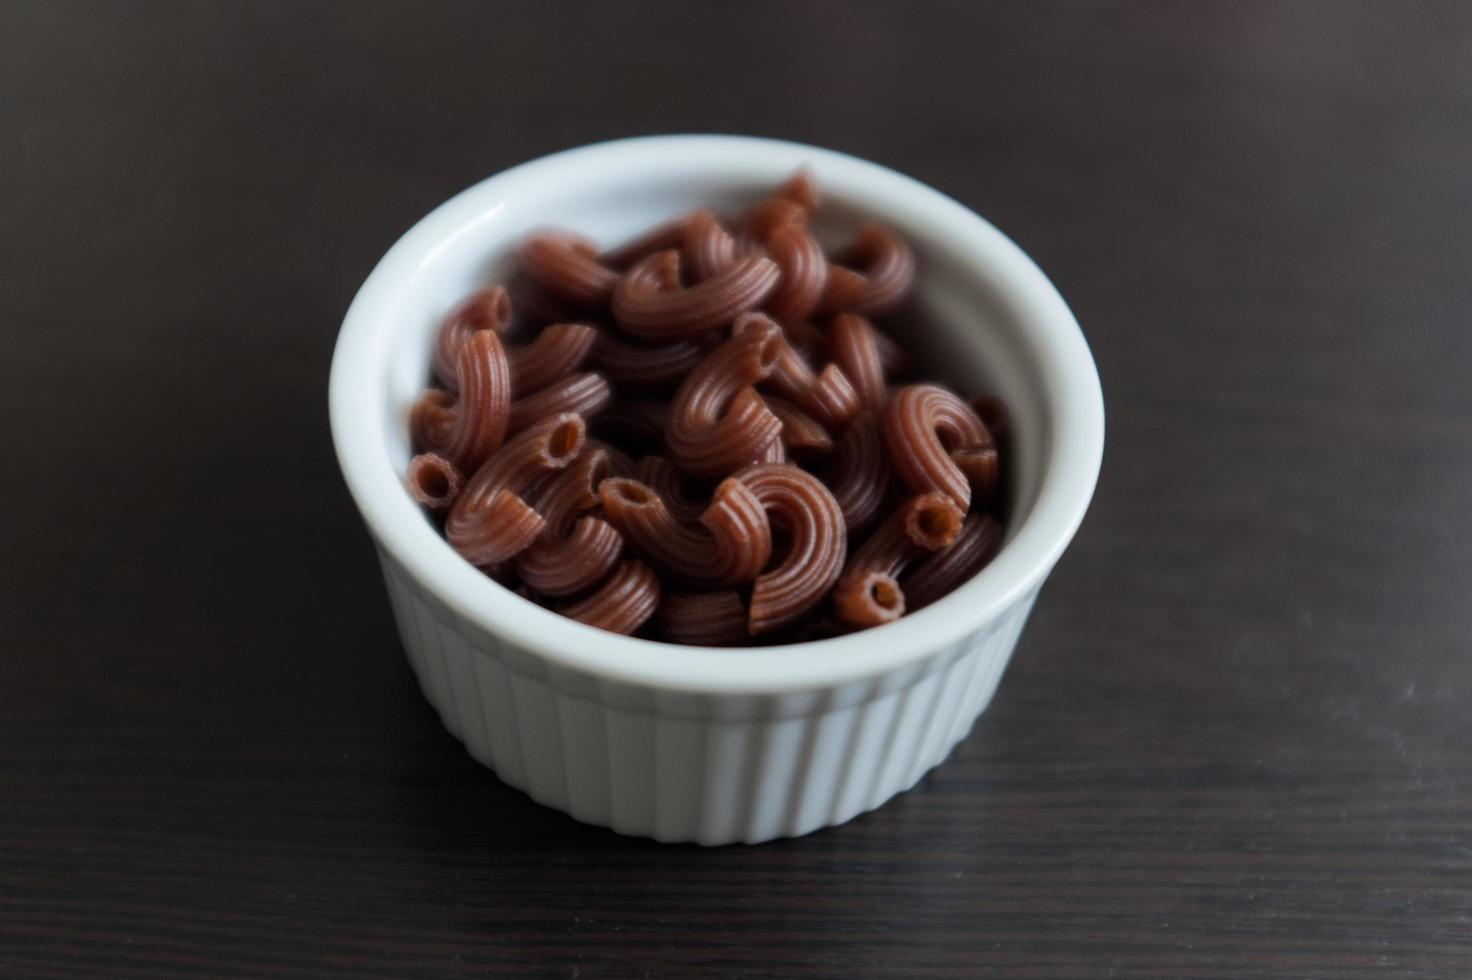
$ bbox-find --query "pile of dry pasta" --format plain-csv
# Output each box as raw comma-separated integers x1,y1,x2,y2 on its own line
405,171,1007,645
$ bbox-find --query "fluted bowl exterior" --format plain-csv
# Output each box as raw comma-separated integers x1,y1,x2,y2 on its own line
330,135,1103,844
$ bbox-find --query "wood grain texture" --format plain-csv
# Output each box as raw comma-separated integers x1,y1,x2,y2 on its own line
2,1,1470,976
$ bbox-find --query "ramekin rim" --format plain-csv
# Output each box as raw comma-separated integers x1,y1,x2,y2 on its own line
329,134,1103,694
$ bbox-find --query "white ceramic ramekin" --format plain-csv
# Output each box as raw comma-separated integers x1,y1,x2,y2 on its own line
330,135,1103,845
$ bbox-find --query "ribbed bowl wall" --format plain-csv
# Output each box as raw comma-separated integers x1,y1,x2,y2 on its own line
378,548,1038,845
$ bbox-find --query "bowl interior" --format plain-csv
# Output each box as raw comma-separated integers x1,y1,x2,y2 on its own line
379,169,1050,545
336,136,1101,690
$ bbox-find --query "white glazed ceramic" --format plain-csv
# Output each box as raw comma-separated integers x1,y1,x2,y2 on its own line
329,135,1103,845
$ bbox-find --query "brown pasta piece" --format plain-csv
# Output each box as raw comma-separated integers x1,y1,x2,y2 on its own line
520,233,621,310
722,180,823,324
826,313,888,410
666,319,785,478
590,398,667,454
763,222,829,326
406,452,464,515
882,384,997,510
445,413,585,567
405,171,1020,641
682,209,739,282
902,514,1003,611
833,491,964,627
598,476,771,589
774,168,819,214
505,372,611,437
515,449,624,597
612,249,781,340
440,330,511,474
601,214,693,270
433,286,512,392
735,463,847,635
506,323,597,396
733,312,861,433
592,329,709,390
557,560,660,635
828,410,892,534
410,388,456,453
738,197,807,245
654,590,749,646
633,455,708,523
818,223,916,317
765,395,833,456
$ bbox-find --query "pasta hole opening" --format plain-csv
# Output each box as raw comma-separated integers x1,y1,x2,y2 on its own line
870,577,901,611
549,420,582,461
911,498,962,548
416,465,450,500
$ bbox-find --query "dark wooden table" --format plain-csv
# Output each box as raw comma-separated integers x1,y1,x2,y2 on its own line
5,2,1470,976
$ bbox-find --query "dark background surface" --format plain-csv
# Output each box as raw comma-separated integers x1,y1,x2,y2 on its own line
4,1,1470,976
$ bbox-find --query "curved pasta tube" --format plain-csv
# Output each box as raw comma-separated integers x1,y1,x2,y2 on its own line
633,455,708,523
557,560,660,635
598,476,771,589
445,413,586,567
519,233,621,310
732,313,861,433
763,222,828,326
901,514,1003,611
817,223,915,317
613,249,781,340
723,185,826,326
833,491,963,627
440,330,511,475
826,313,888,410
735,463,847,635
682,209,740,282
506,323,597,396
827,409,891,534
410,388,456,453
505,372,611,437
883,384,997,511
654,590,749,646
737,197,806,246
666,320,784,479
773,168,819,214
516,449,624,596
765,395,833,456
593,329,709,390
405,452,464,515
433,286,512,392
